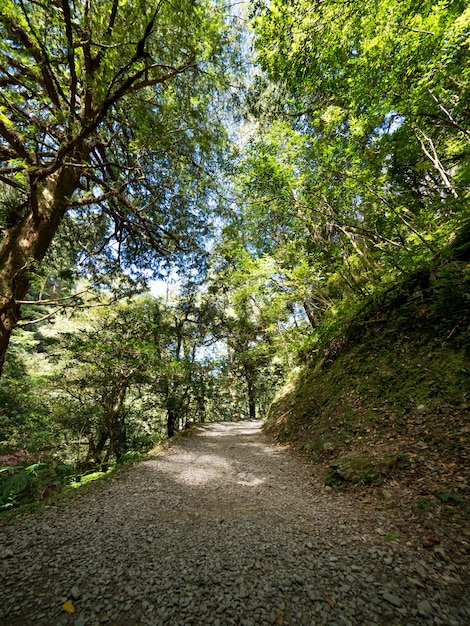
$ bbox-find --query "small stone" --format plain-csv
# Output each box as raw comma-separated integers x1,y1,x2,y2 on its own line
418,600,434,617
383,592,402,608
416,564,427,578
433,546,449,562
71,586,81,600
74,617,87,626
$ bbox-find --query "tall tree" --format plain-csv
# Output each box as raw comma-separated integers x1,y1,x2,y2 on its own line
213,0,470,373
248,0,470,298
207,234,291,419
0,0,236,374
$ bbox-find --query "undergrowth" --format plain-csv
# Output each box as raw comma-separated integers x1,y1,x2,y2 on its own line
0,451,145,515
264,256,469,528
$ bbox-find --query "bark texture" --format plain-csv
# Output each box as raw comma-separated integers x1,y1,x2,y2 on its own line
0,166,80,374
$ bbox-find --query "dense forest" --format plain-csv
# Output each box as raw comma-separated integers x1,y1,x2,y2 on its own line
1,0,469,511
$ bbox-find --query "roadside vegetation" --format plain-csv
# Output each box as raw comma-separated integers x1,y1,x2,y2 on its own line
1,1,469,524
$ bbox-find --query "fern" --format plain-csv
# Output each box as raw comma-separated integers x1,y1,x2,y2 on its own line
0,471,32,499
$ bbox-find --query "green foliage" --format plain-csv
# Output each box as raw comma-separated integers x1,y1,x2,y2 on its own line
1,1,469,521
436,492,462,504
236,0,470,371
0,463,52,510
416,497,434,513
324,467,342,488
118,450,144,463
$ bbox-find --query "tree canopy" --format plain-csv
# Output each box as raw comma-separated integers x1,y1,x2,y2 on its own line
0,0,238,372
1,0,469,509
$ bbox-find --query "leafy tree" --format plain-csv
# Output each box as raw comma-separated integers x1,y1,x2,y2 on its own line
150,286,223,436
248,0,470,287
0,0,238,374
207,234,291,419
49,296,165,463
228,0,470,366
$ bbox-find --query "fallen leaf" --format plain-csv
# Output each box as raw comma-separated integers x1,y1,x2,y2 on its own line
63,601,75,613
322,592,335,608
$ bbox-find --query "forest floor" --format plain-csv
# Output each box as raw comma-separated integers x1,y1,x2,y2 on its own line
1,420,469,626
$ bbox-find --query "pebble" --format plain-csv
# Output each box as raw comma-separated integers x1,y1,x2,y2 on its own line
0,421,469,626
382,591,402,608
418,599,434,617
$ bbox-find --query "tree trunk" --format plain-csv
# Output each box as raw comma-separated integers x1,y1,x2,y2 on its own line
104,378,129,461
197,393,206,423
302,300,318,329
247,385,256,420
82,431,109,471
0,166,80,375
167,407,178,438
244,362,257,421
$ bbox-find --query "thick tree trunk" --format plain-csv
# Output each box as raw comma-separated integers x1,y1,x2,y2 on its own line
88,379,129,464
104,378,129,461
0,166,79,375
92,431,109,464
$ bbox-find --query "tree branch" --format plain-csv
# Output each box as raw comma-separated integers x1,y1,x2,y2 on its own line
0,117,35,165
413,125,458,198
396,24,434,36
14,3,63,109
61,0,79,113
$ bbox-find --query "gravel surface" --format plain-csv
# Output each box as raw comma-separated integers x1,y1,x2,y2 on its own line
1,420,469,625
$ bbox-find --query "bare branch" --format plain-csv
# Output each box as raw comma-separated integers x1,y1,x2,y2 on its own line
67,187,125,207
18,296,118,326
396,24,434,36
16,285,99,306
413,124,458,198
18,305,66,326
0,173,27,192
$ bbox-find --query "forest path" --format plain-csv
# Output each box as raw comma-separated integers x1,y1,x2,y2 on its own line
1,420,469,625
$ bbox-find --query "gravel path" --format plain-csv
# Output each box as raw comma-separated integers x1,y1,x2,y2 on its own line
1,420,469,626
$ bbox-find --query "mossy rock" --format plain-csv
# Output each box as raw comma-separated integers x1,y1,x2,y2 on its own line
329,453,399,485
